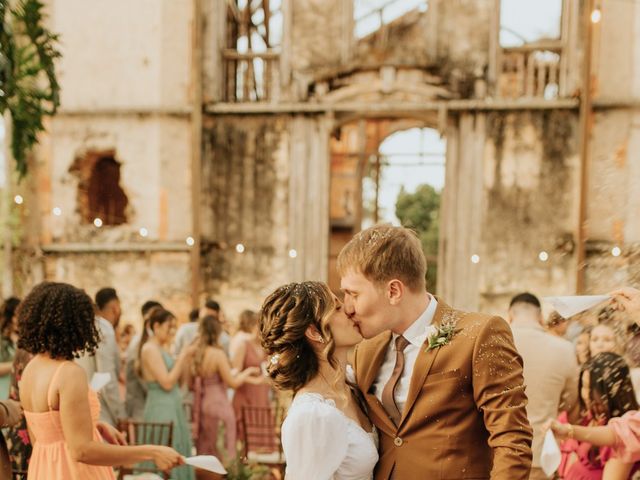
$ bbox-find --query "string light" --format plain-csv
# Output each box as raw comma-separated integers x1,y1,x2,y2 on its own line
139,228,148,237
186,236,195,246
13,195,23,205
471,254,480,264
591,5,602,23
538,251,549,262
235,243,245,253
52,207,62,216
612,246,622,257
93,218,103,228
289,249,298,258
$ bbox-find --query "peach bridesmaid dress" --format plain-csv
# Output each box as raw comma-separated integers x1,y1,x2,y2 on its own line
24,361,115,480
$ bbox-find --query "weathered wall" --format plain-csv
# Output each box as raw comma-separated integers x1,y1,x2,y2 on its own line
200,116,290,315
478,111,581,315
27,0,195,327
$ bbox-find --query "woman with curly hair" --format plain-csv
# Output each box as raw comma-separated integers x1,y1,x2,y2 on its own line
190,315,260,461
18,282,185,480
555,352,639,479
259,281,378,480
0,297,20,399
138,306,196,480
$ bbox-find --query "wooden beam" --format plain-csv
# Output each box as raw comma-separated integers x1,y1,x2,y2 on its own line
205,98,580,115
41,242,191,253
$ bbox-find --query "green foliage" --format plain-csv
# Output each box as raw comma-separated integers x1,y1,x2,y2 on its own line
395,184,441,290
0,0,60,178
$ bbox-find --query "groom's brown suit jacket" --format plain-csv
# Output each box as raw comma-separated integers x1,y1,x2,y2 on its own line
354,299,533,479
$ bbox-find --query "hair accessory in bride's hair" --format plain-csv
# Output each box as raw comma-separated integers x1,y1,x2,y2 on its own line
269,353,280,366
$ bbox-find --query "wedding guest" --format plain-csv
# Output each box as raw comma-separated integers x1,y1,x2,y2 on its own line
260,281,378,480
611,287,640,321
0,297,20,399
575,327,592,366
200,300,230,355
118,324,135,353
507,293,579,480
18,282,184,480
547,311,570,338
174,308,200,356
557,352,638,479
5,347,33,475
230,310,271,447
0,399,22,478
139,307,196,480
76,287,125,426
125,300,162,420
590,323,624,358
190,315,260,460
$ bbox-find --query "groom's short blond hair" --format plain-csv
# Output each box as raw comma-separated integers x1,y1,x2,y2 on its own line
337,224,427,292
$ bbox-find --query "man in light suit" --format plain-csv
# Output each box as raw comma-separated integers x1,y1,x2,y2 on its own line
508,292,579,480
76,287,125,426
339,225,533,479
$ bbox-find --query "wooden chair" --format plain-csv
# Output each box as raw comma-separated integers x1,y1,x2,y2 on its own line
116,419,174,480
241,406,285,475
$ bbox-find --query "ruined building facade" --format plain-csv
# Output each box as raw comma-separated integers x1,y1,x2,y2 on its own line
10,0,640,324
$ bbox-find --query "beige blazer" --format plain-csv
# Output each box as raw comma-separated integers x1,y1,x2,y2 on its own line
354,299,533,479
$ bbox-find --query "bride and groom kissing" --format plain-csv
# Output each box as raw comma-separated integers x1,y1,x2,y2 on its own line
259,225,534,480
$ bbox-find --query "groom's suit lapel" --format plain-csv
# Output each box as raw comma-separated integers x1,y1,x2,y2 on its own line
399,298,450,427
361,331,396,434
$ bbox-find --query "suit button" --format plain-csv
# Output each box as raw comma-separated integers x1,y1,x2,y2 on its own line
394,437,403,447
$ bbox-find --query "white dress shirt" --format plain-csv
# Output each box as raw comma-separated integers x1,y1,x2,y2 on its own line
373,296,438,415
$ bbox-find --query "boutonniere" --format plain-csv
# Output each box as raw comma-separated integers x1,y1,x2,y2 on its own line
425,321,457,352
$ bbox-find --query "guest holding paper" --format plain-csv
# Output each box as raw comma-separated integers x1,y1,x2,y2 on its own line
611,287,640,320
18,282,185,480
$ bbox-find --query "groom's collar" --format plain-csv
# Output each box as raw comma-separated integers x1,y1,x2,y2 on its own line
392,294,438,348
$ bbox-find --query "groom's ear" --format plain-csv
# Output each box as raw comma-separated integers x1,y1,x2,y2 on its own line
387,279,404,305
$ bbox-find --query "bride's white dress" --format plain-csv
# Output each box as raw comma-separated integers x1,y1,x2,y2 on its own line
281,392,379,480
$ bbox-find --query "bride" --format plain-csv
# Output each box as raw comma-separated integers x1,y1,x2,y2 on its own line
259,281,378,480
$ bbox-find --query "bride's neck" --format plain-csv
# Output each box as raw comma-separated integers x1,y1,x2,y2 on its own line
304,346,349,394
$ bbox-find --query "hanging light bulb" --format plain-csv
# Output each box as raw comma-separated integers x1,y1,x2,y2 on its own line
139,228,148,237
235,243,245,253
289,249,298,259
13,195,23,205
471,254,480,264
611,246,621,257
93,218,103,228
52,207,62,216
186,236,195,247
591,5,602,24
538,251,549,262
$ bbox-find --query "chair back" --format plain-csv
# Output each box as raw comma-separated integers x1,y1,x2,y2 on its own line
241,406,284,458
116,419,174,480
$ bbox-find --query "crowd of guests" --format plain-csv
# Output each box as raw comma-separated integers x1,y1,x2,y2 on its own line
2,276,640,480
0,283,274,480
507,288,640,479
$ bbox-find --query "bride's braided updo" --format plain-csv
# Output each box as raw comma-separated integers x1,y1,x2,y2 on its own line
259,281,338,392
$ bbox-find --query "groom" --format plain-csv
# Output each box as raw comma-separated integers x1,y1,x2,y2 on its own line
339,225,533,479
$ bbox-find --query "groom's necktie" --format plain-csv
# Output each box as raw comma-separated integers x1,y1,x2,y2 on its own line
381,335,410,426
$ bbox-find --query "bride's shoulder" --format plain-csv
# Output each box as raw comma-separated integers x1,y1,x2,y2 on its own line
285,392,344,424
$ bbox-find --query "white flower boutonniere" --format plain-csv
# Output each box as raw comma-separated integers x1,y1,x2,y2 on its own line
426,322,457,352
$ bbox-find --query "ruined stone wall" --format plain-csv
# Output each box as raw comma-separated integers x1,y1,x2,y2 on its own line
581,0,640,294
200,116,291,315
479,111,581,315
27,0,195,328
